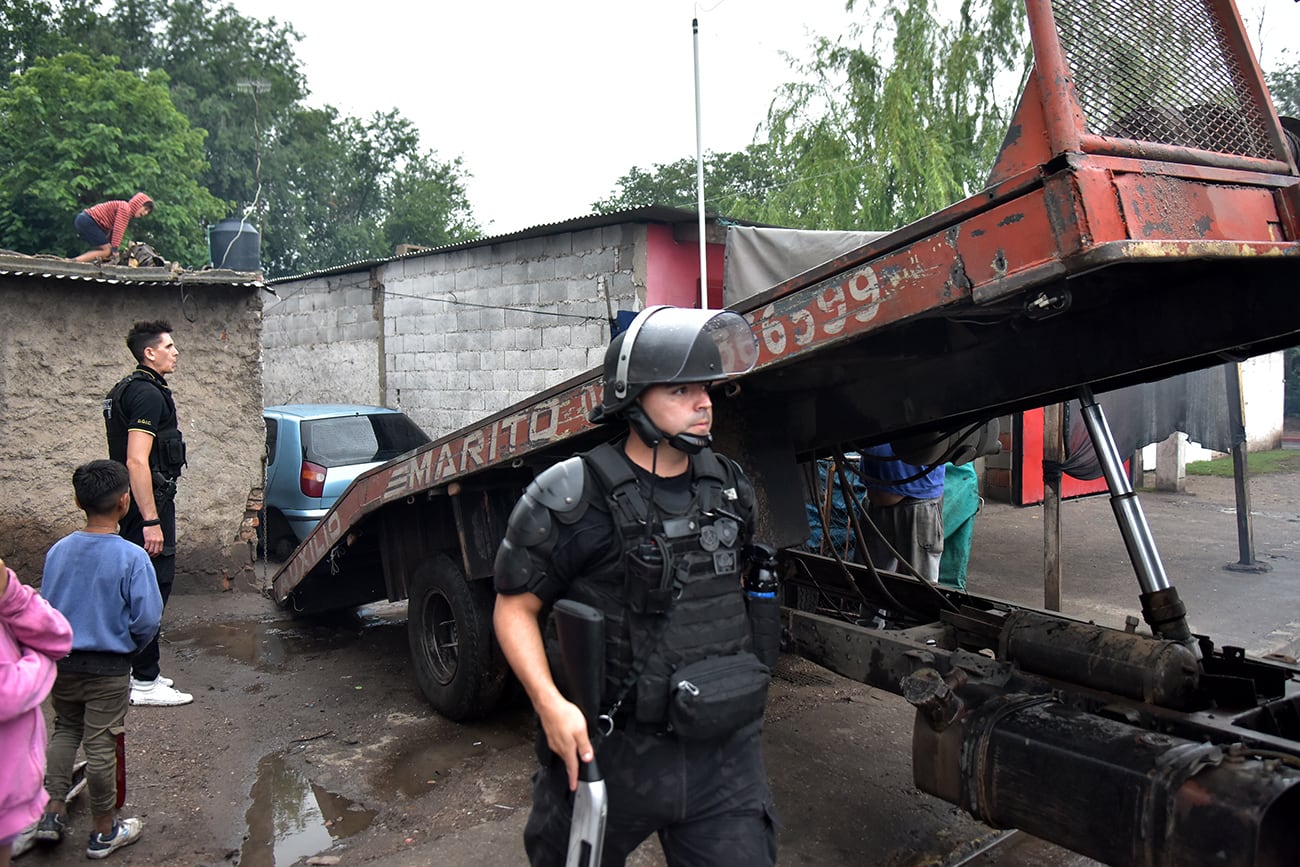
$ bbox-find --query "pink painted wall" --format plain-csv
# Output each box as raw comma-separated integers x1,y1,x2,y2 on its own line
644,223,725,308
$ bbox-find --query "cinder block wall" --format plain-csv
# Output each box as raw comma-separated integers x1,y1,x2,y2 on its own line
264,223,645,439
0,279,265,585
261,271,383,407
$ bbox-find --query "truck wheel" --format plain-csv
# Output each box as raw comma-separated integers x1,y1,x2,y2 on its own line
407,554,508,721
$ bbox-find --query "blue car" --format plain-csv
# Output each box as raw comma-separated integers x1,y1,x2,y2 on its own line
262,404,432,560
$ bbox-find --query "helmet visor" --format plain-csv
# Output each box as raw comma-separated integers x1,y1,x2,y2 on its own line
622,307,758,388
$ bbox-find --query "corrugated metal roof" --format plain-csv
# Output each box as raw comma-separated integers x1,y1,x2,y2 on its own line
0,251,265,288
266,206,767,284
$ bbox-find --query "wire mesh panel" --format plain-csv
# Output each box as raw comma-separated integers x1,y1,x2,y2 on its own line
1050,0,1279,160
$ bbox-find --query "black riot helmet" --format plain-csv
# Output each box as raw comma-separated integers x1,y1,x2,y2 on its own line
590,305,758,453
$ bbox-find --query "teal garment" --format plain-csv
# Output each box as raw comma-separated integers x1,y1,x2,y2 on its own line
939,463,980,590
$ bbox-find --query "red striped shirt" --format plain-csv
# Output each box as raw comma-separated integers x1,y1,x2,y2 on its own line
84,193,152,248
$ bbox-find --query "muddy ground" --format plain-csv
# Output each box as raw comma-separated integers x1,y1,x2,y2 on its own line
17,464,1298,867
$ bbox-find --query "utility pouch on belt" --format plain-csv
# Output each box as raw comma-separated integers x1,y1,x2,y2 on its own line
668,651,770,740
156,428,187,477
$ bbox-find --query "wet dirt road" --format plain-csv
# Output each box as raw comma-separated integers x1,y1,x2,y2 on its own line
22,591,1066,867
17,466,1297,866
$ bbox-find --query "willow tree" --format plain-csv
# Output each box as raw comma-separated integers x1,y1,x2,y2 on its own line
759,0,1028,230
1270,55,1299,117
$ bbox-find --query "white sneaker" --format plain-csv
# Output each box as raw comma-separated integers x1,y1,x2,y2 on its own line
11,821,37,857
129,677,193,707
86,817,142,859
131,674,173,687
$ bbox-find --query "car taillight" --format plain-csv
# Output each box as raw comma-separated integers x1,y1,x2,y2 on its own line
300,461,327,498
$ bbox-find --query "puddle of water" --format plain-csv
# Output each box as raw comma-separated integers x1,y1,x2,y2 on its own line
377,711,533,797
240,751,376,867
166,622,278,669
165,620,363,672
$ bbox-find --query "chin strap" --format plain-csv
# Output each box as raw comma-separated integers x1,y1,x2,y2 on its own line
626,405,711,456
665,431,711,455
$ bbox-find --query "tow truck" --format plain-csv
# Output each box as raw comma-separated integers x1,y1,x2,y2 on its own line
272,1,1300,863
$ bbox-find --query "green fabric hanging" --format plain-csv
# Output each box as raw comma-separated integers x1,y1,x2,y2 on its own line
939,463,980,590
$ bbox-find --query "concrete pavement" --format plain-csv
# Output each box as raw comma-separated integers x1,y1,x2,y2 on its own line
967,466,1300,655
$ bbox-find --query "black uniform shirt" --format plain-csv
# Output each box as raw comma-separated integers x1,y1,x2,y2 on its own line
106,367,173,465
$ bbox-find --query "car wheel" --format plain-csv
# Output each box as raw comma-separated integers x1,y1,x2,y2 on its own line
407,553,508,721
264,510,298,562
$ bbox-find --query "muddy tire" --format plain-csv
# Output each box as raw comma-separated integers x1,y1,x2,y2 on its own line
407,554,508,721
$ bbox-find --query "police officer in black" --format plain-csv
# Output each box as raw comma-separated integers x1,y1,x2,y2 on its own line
104,320,192,707
494,305,778,866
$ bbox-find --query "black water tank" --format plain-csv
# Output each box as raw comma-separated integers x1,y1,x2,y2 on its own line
210,217,261,271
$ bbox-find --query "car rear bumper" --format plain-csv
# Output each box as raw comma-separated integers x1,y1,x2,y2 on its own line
282,509,329,541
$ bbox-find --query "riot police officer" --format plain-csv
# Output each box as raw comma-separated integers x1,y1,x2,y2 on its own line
104,320,192,707
494,305,778,866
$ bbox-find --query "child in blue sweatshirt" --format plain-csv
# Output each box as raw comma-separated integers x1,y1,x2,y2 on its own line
37,460,162,860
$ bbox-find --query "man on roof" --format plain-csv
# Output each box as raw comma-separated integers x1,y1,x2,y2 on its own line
72,193,153,264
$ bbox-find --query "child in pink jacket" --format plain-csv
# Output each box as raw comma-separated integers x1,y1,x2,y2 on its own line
0,559,73,867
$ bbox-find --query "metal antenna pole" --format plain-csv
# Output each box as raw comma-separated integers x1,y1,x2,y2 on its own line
693,17,708,310
234,78,271,268
235,79,271,225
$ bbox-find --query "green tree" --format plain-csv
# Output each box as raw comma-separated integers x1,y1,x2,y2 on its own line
0,52,227,264
593,145,779,220
1,0,64,74
1,0,480,277
760,0,1027,229
1269,53,1299,117
18,0,308,216
111,0,307,215
593,0,1026,231
383,152,480,252
260,107,479,276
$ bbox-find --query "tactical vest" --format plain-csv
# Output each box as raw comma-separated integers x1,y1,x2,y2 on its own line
103,369,186,479
560,442,755,727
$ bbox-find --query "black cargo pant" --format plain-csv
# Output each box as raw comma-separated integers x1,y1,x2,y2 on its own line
524,719,778,867
120,493,176,682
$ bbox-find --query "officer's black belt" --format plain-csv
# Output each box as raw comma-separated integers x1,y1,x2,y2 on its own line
609,710,672,737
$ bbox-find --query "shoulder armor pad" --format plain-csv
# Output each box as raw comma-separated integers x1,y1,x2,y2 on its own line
494,457,587,595
500,457,587,556
529,456,587,512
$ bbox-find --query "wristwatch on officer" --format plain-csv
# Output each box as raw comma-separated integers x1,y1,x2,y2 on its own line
141,518,161,527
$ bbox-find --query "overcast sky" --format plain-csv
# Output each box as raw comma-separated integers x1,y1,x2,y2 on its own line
229,0,1296,235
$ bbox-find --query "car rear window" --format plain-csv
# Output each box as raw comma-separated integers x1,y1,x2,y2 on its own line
301,414,430,468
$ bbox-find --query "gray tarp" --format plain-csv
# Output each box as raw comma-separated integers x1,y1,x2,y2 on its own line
1061,369,1233,480
723,226,890,307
